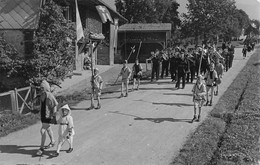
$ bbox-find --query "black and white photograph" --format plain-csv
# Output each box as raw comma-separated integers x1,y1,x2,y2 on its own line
0,0,260,164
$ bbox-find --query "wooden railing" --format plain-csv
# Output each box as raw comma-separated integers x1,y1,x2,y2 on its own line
0,86,36,114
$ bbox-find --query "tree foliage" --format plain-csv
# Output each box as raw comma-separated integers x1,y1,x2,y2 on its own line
115,0,181,31
181,0,250,42
0,0,76,90
31,0,75,85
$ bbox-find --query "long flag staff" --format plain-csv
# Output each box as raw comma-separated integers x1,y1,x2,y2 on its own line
136,41,142,59
198,45,205,75
126,45,136,61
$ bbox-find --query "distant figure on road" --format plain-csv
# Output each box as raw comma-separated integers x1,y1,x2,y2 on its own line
227,42,235,68
117,60,131,97
90,68,103,109
175,52,188,89
191,75,206,123
204,63,218,106
52,104,75,157
132,59,143,90
242,45,247,59
150,49,161,82
36,80,58,156
214,59,224,96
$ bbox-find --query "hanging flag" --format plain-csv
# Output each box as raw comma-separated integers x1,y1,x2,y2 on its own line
75,0,84,43
96,5,113,24
113,19,118,48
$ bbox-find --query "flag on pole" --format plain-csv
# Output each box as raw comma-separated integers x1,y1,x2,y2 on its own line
75,0,84,43
96,5,113,24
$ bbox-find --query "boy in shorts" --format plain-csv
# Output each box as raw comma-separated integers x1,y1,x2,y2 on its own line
132,59,143,90
191,75,206,123
117,60,131,97
90,68,103,109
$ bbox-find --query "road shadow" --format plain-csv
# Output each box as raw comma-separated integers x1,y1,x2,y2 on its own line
153,102,194,107
101,95,121,100
134,117,191,123
139,87,177,91
163,93,193,97
70,107,94,111
0,145,53,158
108,111,191,123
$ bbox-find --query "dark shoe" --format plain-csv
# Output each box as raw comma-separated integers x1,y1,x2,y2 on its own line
196,115,200,122
67,148,73,153
96,104,101,109
44,141,55,149
36,148,44,156
191,115,197,123
205,101,209,106
125,93,128,97
209,101,212,106
52,152,59,157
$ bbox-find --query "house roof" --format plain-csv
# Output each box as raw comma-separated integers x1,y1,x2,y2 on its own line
0,0,127,30
79,0,128,23
118,23,172,32
0,0,41,30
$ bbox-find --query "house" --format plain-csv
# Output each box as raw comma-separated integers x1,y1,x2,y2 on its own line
117,23,171,63
0,0,127,67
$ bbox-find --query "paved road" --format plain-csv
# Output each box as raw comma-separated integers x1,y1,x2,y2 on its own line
0,48,256,165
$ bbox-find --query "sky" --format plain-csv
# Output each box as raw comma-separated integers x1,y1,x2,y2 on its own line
176,0,260,21
103,0,260,21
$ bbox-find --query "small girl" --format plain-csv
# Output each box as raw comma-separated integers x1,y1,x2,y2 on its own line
52,104,75,157
191,75,206,123
204,63,218,106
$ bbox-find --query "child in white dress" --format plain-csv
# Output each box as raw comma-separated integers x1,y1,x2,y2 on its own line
53,104,75,157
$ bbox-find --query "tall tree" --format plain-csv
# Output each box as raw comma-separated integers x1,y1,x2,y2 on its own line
115,0,181,30
182,0,237,43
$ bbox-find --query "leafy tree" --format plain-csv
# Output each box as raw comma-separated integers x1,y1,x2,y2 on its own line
244,19,260,36
0,0,75,91
182,0,237,43
115,0,181,30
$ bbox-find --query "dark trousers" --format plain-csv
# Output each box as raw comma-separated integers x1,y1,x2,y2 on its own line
176,73,186,88
229,55,234,68
186,67,195,83
151,65,159,81
161,61,169,78
170,67,177,81
225,57,230,71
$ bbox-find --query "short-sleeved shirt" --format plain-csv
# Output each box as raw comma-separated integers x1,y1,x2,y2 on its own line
92,75,103,89
40,92,58,123
119,66,131,80
192,83,206,101
204,70,218,86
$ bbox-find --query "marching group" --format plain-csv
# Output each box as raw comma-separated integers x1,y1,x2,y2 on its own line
33,40,252,157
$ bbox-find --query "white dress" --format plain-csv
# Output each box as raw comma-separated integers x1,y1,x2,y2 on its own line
57,109,75,142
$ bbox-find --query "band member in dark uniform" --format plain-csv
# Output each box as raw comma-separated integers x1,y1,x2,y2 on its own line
160,49,169,79
170,47,179,82
150,49,161,82
186,52,196,84
227,42,235,68
175,52,188,89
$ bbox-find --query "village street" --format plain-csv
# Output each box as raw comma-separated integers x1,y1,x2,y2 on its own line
0,48,256,165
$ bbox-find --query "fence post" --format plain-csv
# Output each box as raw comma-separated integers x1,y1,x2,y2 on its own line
14,88,19,113
10,90,17,113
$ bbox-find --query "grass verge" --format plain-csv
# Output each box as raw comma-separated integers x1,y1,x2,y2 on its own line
171,48,260,165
